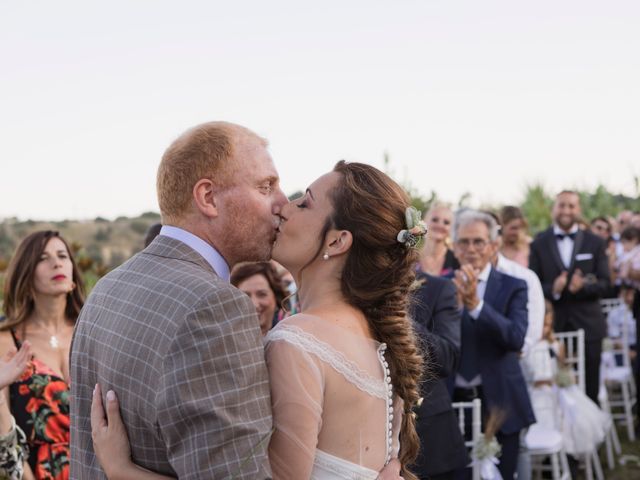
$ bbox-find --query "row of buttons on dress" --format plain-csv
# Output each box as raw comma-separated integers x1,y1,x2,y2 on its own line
379,343,393,465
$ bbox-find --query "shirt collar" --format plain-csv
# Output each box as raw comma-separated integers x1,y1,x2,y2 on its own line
553,224,579,236
477,262,491,283
159,225,230,281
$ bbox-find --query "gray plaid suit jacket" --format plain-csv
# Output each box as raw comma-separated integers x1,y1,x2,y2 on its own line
70,235,273,479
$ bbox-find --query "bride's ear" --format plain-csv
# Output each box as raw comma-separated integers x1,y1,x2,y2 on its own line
326,230,353,256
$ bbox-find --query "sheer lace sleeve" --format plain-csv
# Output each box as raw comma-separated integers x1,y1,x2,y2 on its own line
265,333,324,479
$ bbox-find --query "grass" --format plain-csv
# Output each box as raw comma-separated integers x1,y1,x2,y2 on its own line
579,423,640,480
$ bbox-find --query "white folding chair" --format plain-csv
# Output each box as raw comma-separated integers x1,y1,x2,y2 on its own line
600,299,637,441
600,298,623,316
598,384,622,470
555,329,604,480
525,347,572,480
452,398,482,480
527,423,572,480
555,330,587,394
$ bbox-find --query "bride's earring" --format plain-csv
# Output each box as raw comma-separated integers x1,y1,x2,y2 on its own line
323,252,330,261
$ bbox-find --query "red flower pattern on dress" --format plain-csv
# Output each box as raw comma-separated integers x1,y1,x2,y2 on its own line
12,358,69,480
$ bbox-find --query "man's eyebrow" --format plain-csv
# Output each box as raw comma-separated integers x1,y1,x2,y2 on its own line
306,188,314,200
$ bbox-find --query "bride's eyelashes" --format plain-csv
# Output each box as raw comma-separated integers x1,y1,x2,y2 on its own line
296,196,309,209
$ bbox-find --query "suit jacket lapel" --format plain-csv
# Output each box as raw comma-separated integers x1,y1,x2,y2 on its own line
484,267,501,308
545,228,566,272
568,229,585,273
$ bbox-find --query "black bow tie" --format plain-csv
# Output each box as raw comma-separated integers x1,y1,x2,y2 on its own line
556,232,577,241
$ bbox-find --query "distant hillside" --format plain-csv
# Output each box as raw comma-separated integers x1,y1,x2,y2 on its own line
0,212,162,293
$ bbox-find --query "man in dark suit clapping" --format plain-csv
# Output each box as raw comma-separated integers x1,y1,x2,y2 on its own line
451,210,535,480
529,190,610,403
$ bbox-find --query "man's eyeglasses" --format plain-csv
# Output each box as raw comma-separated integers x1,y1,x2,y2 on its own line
455,238,489,249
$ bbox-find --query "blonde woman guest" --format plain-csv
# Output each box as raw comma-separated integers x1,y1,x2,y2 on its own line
419,203,459,276
499,206,531,267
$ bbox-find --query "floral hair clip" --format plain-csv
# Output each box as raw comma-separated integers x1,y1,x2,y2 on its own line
396,206,428,248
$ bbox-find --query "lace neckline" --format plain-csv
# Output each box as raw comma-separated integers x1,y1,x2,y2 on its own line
266,324,388,400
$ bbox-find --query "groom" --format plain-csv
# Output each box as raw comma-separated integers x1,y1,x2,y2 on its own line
70,122,287,479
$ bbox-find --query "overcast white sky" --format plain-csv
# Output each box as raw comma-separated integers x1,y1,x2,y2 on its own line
2,0,639,220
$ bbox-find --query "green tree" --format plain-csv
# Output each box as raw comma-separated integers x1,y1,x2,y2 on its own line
129,220,148,235
579,185,618,221
520,184,553,235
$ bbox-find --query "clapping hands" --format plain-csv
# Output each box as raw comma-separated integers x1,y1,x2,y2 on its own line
568,268,585,293
552,271,568,296
453,265,480,311
552,269,586,295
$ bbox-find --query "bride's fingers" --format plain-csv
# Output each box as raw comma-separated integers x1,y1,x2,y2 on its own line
91,383,107,436
105,390,126,433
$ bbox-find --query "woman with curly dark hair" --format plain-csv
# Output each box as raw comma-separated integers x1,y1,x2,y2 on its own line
0,230,85,479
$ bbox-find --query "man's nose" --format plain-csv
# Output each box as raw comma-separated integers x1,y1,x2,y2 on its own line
273,187,288,213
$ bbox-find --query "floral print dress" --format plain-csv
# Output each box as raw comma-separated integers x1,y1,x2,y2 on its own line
9,331,70,479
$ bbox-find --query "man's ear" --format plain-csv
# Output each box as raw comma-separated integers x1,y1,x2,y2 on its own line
326,230,353,256
193,179,219,218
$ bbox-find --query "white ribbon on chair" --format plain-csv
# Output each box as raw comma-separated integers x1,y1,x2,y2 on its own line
556,385,578,425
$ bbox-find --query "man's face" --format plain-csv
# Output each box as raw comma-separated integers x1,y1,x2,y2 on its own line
552,192,581,231
590,220,611,240
217,135,287,265
453,221,498,271
618,210,633,230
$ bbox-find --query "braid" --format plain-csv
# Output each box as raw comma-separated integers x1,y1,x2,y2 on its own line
331,161,424,479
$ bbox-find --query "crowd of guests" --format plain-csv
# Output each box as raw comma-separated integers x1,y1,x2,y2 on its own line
0,192,638,479
412,193,640,480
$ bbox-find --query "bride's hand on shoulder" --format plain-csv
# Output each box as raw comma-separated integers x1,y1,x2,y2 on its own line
377,458,404,480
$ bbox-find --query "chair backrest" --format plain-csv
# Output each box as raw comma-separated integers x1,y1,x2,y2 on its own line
603,300,634,369
452,398,482,480
554,329,586,393
600,298,623,316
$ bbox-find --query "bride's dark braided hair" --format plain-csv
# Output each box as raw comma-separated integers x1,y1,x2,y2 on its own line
328,160,424,479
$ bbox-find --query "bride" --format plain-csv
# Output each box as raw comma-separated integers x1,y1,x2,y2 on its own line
90,161,425,480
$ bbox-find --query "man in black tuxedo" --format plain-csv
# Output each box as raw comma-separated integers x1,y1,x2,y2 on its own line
529,190,610,403
411,273,469,480
451,210,535,480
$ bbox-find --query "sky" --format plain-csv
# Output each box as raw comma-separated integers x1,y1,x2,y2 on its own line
1,0,639,220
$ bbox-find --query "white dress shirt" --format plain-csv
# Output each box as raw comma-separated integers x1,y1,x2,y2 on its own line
553,224,579,269
496,253,544,356
159,225,231,281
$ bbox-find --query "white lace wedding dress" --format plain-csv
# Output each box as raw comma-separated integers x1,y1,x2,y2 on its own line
265,316,403,480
